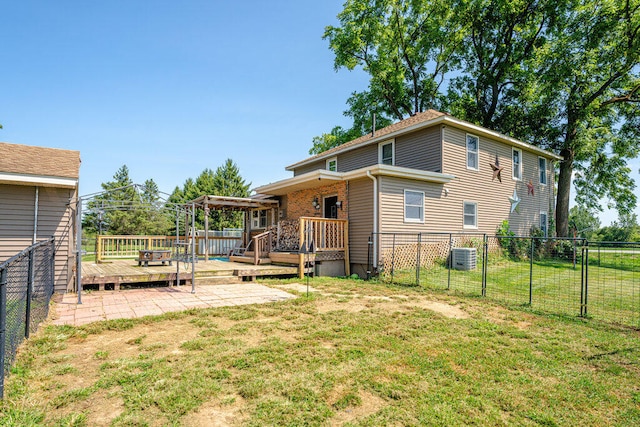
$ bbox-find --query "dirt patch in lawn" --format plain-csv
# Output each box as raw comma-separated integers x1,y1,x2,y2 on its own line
183,395,247,427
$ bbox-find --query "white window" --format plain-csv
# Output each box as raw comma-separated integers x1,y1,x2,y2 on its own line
463,201,477,228
251,210,267,229
512,148,522,180
379,140,394,165
538,157,547,185
466,134,479,170
540,211,548,237
326,157,337,172
404,190,424,223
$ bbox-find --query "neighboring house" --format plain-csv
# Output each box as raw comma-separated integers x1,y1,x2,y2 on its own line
0,142,80,292
254,110,561,277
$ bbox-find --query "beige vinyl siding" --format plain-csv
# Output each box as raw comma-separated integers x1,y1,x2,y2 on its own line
293,160,326,176
0,184,35,260
347,178,374,264
36,186,75,292
379,176,452,233
395,126,442,172
442,126,554,235
0,184,76,292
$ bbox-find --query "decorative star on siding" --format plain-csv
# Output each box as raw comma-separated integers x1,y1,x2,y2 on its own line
527,180,535,196
490,154,504,183
509,189,520,213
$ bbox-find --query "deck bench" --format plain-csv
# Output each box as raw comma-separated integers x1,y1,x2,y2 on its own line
138,250,172,267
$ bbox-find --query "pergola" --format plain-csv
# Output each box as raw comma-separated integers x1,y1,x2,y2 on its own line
187,195,279,260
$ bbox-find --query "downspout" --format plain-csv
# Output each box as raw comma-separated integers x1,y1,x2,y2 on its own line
366,170,378,268
33,187,39,244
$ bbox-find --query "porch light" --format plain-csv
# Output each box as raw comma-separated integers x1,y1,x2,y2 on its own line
312,197,320,210
336,201,342,209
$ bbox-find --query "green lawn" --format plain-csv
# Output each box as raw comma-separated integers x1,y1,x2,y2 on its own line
2,277,640,426
381,251,640,328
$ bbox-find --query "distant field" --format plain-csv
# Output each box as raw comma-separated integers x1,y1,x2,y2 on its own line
1,277,640,426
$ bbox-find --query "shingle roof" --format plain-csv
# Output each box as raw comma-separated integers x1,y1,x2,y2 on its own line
0,142,80,179
287,109,446,170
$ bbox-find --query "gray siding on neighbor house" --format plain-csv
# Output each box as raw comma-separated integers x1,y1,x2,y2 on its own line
441,126,555,235
0,184,76,292
395,126,442,172
347,178,374,265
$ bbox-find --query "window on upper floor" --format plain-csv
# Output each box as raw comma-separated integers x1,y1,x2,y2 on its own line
466,134,479,170
404,190,424,223
512,148,522,180
463,201,477,228
379,140,394,165
538,157,547,185
326,157,337,172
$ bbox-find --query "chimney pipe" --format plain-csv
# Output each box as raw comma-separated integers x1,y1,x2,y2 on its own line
372,113,376,137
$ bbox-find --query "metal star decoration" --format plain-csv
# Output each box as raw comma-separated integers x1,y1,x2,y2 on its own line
509,189,520,213
527,180,535,196
490,154,504,183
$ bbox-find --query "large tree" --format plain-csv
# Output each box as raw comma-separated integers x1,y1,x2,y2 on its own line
316,0,464,153
318,0,640,236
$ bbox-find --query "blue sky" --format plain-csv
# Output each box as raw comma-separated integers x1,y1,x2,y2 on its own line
1,1,637,225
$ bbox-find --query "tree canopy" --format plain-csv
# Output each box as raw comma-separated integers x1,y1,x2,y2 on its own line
319,0,640,236
168,159,251,231
83,165,171,235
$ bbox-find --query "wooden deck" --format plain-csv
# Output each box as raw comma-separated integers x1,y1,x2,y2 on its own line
81,258,299,290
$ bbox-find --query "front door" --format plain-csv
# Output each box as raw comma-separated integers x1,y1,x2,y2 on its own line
324,195,338,219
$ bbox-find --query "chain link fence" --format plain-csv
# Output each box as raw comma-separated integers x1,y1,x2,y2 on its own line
370,233,640,327
1,237,56,398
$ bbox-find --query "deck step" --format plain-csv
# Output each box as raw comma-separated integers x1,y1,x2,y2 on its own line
229,255,272,265
196,275,242,285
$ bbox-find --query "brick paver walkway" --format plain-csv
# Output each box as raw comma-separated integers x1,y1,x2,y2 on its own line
52,284,296,326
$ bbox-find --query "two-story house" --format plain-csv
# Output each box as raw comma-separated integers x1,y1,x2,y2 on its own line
252,110,561,277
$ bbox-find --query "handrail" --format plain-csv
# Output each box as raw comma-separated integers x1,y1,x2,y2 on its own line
251,230,272,265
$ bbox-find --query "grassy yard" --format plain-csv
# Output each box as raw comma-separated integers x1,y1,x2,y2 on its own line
2,277,640,426
382,251,640,328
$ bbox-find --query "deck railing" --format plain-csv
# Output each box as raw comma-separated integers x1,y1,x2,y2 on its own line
96,235,242,263
251,231,273,265
298,217,350,278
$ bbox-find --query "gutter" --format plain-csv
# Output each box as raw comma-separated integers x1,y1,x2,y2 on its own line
366,170,378,269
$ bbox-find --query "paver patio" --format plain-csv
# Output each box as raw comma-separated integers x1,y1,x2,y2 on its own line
51,283,296,326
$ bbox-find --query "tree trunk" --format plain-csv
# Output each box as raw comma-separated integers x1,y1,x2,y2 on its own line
556,148,574,237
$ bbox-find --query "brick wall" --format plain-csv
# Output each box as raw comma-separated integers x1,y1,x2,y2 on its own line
284,182,348,220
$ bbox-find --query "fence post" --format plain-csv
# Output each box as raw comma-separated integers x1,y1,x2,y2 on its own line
367,235,372,280
580,246,586,317
482,235,488,297
25,250,34,338
391,234,396,283
529,237,534,306
50,238,56,295
447,233,452,290
584,244,589,317
0,268,7,398
416,234,422,286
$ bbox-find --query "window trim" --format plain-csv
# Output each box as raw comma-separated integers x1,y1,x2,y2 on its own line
403,189,424,223
378,140,395,166
326,157,337,172
512,147,522,181
538,156,547,186
251,209,268,229
540,210,548,237
463,201,478,229
466,134,479,171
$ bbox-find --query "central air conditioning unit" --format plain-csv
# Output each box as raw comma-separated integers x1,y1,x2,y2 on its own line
451,248,477,271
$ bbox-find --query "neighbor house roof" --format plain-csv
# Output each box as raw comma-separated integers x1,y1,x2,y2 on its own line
286,109,562,171
0,142,80,188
